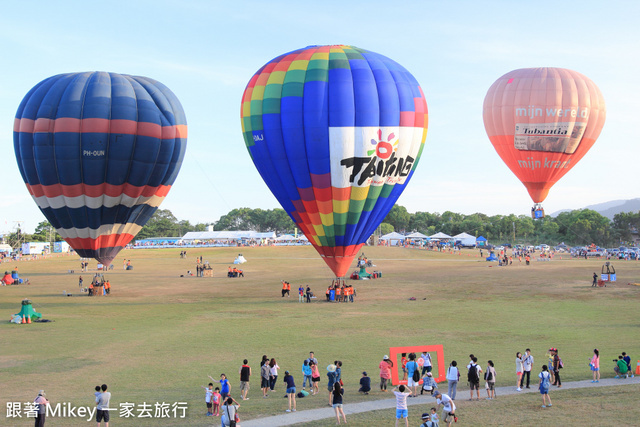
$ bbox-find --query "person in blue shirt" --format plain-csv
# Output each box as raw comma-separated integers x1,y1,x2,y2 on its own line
302,360,313,390
209,374,231,401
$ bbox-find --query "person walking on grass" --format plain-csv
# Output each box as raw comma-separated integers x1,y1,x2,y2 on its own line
446,360,459,400
332,381,347,424
515,352,524,391
392,384,412,427
283,371,297,412
239,359,251,400
310,361,320,395
269,358,280,391
538,365,552,408
434,390,457,427
590,349,600,382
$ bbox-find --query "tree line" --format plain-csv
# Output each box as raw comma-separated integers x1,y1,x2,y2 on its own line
8,206,640,249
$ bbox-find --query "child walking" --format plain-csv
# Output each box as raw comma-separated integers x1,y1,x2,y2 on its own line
538,365,552,408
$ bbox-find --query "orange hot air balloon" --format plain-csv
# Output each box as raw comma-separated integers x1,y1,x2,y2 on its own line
483,68,606,213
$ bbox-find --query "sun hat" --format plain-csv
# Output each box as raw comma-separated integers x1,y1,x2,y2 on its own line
327,364,336,372
39,390,46,396
383,355,389,360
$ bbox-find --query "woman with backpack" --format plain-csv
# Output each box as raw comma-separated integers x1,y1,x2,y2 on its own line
538,365,552,408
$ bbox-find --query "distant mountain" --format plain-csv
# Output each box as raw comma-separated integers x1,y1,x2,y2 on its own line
550,198,640,219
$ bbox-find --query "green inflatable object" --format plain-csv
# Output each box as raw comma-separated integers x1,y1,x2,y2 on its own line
15,299,42,320
358,266,372,279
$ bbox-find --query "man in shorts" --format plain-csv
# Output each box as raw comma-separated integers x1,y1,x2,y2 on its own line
261,361,270,397
392,384,411,427
434,390,457,427
467,356,482,400
239,359,251,400
96,384,111,427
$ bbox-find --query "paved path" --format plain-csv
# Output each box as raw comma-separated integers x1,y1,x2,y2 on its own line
242,376,639,426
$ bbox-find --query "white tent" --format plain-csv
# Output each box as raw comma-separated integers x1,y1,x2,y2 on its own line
380,232,406,246
405,232,429,240
429,232,452,240
453,232,476,247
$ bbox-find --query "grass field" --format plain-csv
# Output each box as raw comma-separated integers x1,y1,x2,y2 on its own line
1,246,639,426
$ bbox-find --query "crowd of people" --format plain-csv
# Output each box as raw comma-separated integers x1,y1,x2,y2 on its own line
194,346,635,426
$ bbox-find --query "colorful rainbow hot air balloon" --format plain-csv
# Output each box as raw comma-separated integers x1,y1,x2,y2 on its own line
483,68,606,215
14,72,187,266
241,45,428,277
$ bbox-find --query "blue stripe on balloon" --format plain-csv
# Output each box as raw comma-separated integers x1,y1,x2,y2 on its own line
42,203,159,230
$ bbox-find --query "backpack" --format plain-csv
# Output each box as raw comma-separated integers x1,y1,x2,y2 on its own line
541,372,550,389
484,368,493,382
468,364,479,383
412,362,421,382
558,357,564,369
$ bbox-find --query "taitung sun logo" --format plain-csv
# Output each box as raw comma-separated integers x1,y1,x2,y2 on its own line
367,130,398,160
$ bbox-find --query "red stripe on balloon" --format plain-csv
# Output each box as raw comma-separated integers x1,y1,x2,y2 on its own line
65,233,136,251
14,118,188,139
26,183,171,199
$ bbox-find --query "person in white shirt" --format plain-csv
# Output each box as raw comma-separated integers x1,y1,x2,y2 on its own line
521,348,534,389
445,360,459,400
434,390,457,427
420,351,433,375
392,385,412,427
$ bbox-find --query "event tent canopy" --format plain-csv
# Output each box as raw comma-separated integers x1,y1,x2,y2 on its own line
429,232,453,240
181,231,276,241
275,234,308,241
453,232,477,246
380,232,406,240
405,232,429,239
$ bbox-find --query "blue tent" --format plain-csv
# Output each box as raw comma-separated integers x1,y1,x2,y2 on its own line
476,236,487,247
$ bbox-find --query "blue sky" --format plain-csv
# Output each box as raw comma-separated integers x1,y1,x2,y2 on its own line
1,0,638,233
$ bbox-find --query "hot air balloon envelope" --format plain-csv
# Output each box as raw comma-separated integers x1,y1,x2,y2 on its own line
14,72,187,265
241,45,428,277
483,68,605,203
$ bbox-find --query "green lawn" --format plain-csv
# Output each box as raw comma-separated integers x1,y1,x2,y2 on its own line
1,246,638,426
